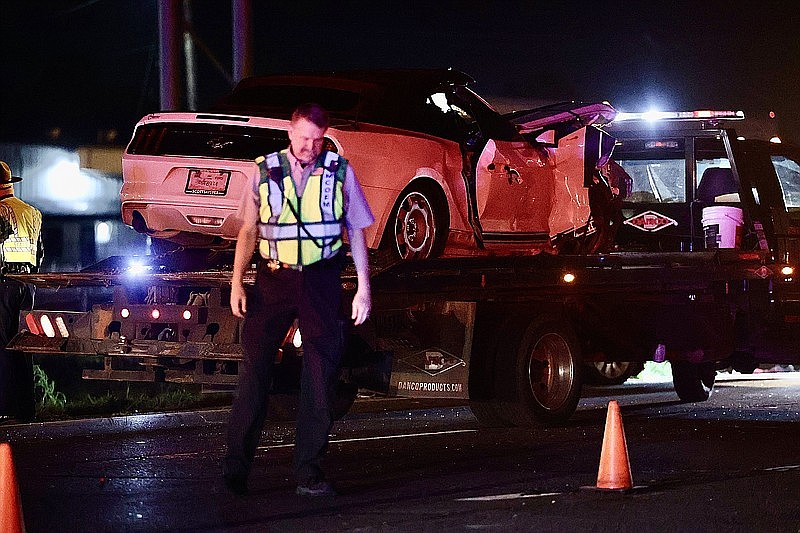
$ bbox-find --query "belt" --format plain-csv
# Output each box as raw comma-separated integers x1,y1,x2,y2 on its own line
262,251,344,273
265,259,304,272
1,263,32,274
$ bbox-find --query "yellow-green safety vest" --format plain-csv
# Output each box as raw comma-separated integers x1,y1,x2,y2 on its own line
0,195,42,267
256,149,347,265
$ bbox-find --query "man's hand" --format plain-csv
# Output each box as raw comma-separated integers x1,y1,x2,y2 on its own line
230,281,247,318
346,227,371,326
351,286,370,326
230,220,258,319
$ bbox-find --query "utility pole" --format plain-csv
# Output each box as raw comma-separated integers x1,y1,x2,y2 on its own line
158,0,183,111
232,0,254,81
158,0,253,111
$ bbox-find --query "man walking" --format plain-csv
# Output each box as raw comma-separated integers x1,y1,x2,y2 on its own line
224,103,373,496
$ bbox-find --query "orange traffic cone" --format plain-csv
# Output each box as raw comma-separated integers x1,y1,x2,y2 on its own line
0,442,25,533
596,400,633,490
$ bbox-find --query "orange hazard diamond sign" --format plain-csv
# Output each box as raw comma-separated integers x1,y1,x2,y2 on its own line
623,210,678,232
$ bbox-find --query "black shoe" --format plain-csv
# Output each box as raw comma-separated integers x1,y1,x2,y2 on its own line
224,473,248,496
296,480,337,497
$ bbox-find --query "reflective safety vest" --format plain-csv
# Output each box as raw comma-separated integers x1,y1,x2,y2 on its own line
0,195,42,267
256,149,347,265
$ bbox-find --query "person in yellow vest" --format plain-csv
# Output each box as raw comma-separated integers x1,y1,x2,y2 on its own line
224,103,374,497
0,161,43,423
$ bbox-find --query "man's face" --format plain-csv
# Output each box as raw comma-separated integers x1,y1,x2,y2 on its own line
288,117,326,164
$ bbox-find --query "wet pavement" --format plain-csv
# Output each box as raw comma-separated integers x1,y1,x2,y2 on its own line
1,373,799,531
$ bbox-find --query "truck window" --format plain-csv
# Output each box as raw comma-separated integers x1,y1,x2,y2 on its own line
695,137,739,203
772,154,800,210
614,138,685,203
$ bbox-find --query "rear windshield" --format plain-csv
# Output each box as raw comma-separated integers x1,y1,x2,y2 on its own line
613,137,686,203
613,135,734,204
126,123,289,160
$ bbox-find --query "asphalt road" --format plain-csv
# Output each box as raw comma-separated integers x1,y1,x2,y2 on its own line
3,372,800,532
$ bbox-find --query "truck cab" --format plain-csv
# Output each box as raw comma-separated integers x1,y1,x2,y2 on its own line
608,111,753,253
607,110,800,366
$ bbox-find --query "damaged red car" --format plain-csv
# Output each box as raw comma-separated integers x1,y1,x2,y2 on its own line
121,69,621,260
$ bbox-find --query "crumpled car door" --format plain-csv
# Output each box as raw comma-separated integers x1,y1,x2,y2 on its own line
475,139,552,235
510,102,617,239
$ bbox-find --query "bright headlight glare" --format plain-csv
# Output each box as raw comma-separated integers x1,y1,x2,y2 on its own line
292,329,302,348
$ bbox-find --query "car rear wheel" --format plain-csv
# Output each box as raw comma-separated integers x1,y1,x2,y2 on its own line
388,184,447,261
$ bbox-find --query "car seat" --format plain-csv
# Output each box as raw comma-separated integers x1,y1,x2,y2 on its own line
696,167,738,202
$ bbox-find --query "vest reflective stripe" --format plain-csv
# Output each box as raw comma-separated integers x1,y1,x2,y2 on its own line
0,197,42,266
256,150,346,265
258,221,344,240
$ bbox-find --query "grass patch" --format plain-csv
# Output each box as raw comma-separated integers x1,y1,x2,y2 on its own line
32,362,232,421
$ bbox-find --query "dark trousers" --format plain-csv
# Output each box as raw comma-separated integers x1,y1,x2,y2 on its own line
225,255,344,483
0,278,34,419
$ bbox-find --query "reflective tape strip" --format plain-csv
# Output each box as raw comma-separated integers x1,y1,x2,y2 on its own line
258,221,342,240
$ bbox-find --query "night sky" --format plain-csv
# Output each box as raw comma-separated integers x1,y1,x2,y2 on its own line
2,0,800,145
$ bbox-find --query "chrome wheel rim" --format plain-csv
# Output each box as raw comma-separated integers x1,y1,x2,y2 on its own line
394,191,436,260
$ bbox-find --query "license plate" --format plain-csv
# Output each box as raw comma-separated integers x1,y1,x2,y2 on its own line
185,169,231,196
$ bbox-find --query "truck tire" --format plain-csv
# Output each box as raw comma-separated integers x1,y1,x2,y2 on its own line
503,320,583,426
671,361,716,402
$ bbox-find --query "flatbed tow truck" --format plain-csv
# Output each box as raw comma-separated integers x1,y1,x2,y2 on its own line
8,110,800,426
4,245,778,426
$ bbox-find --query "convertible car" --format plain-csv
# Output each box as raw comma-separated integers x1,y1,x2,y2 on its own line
121,69,621,260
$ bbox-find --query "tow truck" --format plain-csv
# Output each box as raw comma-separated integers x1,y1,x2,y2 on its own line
8,110,800,425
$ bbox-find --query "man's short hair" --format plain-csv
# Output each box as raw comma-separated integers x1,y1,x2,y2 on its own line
291,103,329,130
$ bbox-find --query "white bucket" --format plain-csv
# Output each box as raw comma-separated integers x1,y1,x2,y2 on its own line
702,206,744,249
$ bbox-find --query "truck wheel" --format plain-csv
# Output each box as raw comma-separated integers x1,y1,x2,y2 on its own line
505,320,582,425
584,361,644,386
386,183,447,261
671,361,716,402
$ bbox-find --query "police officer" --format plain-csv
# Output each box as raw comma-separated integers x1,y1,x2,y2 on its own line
224,103,374,497
0,161,43,423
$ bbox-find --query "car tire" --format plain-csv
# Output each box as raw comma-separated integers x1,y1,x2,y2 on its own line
385,183,448,261
671,360,716,402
